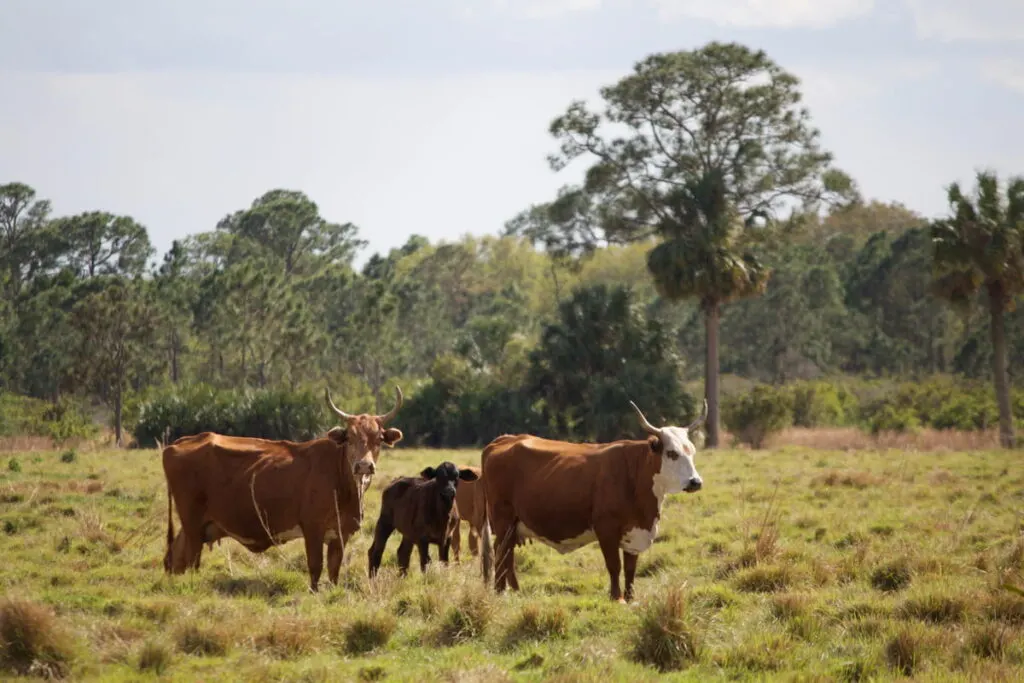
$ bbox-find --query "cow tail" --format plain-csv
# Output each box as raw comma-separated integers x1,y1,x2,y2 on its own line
480,447,493,586
164,477,175,572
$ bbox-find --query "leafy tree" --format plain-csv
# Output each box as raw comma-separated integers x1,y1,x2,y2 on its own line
931,170,1024,447
71,279,162,444
528,284,695,442
0,182,58,299
55,211,154,278
217,189,366,276
508,42,854,446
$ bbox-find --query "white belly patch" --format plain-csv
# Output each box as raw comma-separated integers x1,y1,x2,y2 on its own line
620,517,660,554
517,522,597,554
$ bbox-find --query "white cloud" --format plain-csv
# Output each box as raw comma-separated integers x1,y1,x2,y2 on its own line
461,0,603,19
650,0,874,28
904,0,1024,41
980,59,1024,92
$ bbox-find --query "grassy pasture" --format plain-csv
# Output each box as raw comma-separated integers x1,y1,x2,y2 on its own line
0,444,1023,681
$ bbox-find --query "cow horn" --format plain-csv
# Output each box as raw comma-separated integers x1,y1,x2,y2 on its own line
687,399,709,431
377,385,403,425
629,401,660,436
325,387,355,421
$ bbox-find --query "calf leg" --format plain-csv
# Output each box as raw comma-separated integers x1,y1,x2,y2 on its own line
440,536,451,565
596,531,624,602
367,517,394,579
449,523,461,563
327,538,344,585
417,539,431,573
623,551,638,602
303,530,325,592
468,523,479,557
396,537,414,576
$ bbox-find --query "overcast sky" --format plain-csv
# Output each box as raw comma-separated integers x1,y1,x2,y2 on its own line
1,0,1021,268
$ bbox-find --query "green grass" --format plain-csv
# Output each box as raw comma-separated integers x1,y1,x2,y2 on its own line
1,444,1023,681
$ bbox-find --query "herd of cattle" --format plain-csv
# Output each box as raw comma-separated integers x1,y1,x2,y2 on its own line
161,386,708,603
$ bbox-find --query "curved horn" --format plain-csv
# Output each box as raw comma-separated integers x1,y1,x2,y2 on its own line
377,385,404,425
325,387,355,421
629,400,660,436
687,399,709,431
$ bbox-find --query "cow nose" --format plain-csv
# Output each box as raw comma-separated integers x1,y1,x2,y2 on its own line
355,461,375,476
685,477,702,493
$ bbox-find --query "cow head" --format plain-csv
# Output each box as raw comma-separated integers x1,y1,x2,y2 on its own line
420,461,479,508
324,386,404,487
630,399,707,495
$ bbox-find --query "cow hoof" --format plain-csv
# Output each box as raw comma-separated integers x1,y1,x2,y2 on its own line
615,597,626,604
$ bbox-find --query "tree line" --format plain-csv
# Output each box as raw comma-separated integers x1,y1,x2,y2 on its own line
1,41,1021,448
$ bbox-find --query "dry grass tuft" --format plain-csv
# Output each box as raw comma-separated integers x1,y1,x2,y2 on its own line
254,617,318,659
137,640,173,674
985,593,1024,625
897,593,969,624
734,564,792,593
770,593,812,621
503,604,569,648
870,557,913,592
966,624,1012,661
174,622,231,657
437,587,496,646
0,598,76,678
630,583,701,672
344,612,397,655
811,470,881,490
885,629,922,676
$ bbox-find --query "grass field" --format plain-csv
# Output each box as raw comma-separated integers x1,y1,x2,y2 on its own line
1,443,1023,681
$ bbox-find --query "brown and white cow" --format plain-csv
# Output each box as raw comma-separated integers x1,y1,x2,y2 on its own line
162,386,403,592
368,462,479,577
480,399,707,602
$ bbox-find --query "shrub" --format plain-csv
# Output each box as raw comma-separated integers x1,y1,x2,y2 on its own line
791,381,858,427
722,385,794,448
132,384,332,447
59,450,77,464
631,584,701,672
0,598,76,678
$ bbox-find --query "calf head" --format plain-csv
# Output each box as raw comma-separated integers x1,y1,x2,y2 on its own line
630,399,708,496
420,462,479,509
325,386,404,487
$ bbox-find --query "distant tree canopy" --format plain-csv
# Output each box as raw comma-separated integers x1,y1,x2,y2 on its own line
0,41,1021,448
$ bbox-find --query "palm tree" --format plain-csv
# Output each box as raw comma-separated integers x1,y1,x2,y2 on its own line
931,170,1024,448
646,171,771,448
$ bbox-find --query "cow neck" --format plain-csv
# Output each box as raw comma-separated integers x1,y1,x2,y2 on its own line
629,443,664,525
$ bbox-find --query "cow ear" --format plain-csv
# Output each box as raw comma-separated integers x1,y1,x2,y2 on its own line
382,427,403,447
327,426,347,444
647,436,663,453
420,467,436,479
458,468,479,482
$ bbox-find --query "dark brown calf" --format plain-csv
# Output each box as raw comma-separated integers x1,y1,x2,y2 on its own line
368,462,479,577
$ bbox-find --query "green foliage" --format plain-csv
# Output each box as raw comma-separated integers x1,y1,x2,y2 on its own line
132,384,331,448
722,385,794,448
791,381,858,428
0,393,95,444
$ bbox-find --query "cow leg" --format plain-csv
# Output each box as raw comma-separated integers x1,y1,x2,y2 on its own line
623,551,638,602
468,523,479,557
596,531,624,602
367,516,394,579
303,530,325,592
172,498,206,574
327,539,344,585
396,537,414,576
417,539,431,573
440,536,451,565
449,523,460,563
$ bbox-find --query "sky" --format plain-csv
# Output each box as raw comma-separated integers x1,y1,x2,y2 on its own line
1,0,1022,269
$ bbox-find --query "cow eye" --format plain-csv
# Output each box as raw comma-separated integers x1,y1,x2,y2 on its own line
667,450,680,460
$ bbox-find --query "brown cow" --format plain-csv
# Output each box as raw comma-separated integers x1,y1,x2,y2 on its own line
451,465,485,561
162,387,403,592
480,399,707,602
368,462,479,578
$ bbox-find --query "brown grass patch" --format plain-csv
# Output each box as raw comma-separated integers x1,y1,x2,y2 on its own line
0,598,77,678
765,426,1002,452
175,623,230,657
734,565,793,593
254,617,318,659
630,583,701,672
885,629,922,676
437,587,496,646
0,436,56,453
897,593,969,624
344,613,397,655
811,470,882,489
137,640,173,674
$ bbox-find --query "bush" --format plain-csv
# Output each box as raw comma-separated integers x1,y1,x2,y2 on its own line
0,392,97,444
791,381,858,427
722,385,794,448
132,384,332,447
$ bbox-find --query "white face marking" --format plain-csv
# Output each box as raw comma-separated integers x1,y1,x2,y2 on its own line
517,522,597,555
621,517,660,554
651,426,701,498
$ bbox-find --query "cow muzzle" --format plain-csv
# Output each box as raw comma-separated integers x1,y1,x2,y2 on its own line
353,460,376,476
683,477,702,493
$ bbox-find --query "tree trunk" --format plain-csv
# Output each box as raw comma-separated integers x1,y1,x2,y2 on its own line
704,301,721,448
114,382,123,447
987,285,1016,448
